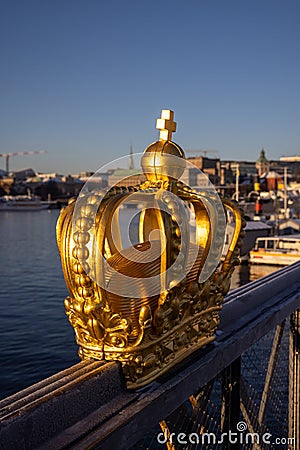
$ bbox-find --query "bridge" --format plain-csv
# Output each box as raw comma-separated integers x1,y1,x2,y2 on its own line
1,262,299,449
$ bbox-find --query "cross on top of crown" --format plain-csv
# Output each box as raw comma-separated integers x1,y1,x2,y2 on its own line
156,109,177,141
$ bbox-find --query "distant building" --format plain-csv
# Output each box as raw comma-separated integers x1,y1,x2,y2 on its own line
36,172,64,182
0,174,14,194
278,219,300,235
264,158,300,184
108,169,146,187
187,156,221,185
280,156,300,162
265,171,283,191
76,172,109,189
73,171,95,179
13,168,36,181
221,160,257,195
256,149,270,176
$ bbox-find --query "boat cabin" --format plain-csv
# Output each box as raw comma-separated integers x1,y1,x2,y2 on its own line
250,234,300,265
254,235,300,252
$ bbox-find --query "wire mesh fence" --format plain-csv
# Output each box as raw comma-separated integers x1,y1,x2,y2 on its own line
132,320,291,449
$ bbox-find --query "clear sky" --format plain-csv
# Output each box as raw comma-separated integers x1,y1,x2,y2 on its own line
0,0,300,174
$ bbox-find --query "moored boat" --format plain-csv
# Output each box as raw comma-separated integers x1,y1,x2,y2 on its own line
0,194,49,211
249,234,300,265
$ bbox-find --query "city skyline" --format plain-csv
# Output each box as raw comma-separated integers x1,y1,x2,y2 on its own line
1,0,300,174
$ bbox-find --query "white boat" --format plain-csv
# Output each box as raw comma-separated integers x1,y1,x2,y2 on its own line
249,234,300,265
0,195,49,211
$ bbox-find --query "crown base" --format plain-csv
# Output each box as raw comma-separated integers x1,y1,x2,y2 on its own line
75,305,221,389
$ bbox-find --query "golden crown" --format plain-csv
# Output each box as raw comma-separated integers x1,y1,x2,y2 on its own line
56,110,244,389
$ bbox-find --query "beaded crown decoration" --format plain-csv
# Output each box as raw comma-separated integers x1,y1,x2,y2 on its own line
57,109,244,389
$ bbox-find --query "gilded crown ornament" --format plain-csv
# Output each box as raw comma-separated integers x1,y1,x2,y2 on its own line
56,109,245,389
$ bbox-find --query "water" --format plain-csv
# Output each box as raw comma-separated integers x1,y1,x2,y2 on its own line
229,260,279,290
0,210,279,400
0,210,78,399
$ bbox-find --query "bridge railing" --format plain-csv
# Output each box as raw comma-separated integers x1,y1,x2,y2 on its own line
1,262,300,450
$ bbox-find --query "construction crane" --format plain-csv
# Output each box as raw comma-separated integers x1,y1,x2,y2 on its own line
0,150,47,173
187,149,219,158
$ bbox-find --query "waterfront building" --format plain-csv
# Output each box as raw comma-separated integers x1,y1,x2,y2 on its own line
12,168,36,181
272,157,300,182
108,168,146,187
256,148,270,176
186,156,221,186
0,174,14,194
278,218,300,234
280,155,300,162
25,173,84,200
265,170,283,191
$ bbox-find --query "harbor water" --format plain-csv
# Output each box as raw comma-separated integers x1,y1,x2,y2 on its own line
0,210,78,399
0,209,279,400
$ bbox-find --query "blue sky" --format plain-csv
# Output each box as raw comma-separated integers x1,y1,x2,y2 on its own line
0,0,299,174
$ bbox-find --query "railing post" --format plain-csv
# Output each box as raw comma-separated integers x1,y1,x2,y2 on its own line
222,357,241,450
289,309,300,450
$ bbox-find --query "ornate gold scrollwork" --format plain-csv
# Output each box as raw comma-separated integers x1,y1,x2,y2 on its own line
57,110,244,389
